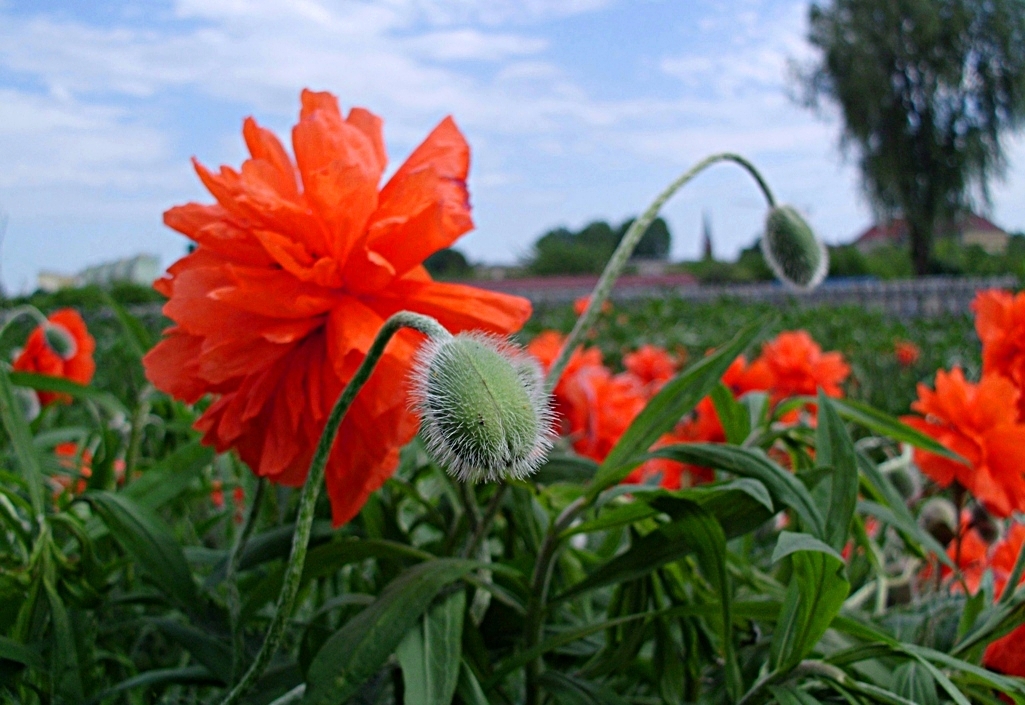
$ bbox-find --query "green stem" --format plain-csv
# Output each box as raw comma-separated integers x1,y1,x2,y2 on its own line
0,305,49,344
545,153,776,392
227,476,266,682
218,312,451,705
461,484,507,559
123,386,152,483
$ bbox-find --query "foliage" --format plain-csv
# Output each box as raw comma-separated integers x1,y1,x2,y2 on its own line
424,248,473,280
527,217,672,275
798,0,1025,274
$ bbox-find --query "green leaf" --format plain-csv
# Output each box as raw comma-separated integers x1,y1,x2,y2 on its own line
0,365,46,516
456,662,490,705
44,579,84,702
650,443,825,540
769,685,825,705
0,635,43,670
641,477,775,538
122,441,214,511
826,397,965,463
83,490,198,607
858,500,954,570
87,665,219,703
563,501,658,537
814,394,859,553
591,318,771,493
153,620,232,684
537,671,631,705
535,453,599,484
711,382,750,444
770,532,849,672
9,371,130,417
100,291,153,357
303,559,477,705
893,662,938,705
396,589,465,705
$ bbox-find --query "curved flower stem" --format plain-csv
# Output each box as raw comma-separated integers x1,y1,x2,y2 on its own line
525,154,776,704
545,153,776,392
227,476,266,682
219,311,451,705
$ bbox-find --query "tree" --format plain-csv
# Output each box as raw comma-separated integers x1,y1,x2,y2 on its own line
424,247,472,279
798,0,1025,275
615,216,672,260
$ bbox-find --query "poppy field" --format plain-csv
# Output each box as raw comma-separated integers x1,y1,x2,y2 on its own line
4,90,1025,705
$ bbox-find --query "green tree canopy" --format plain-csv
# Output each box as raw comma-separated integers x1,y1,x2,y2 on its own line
798,0,1025,275
527,217,672,275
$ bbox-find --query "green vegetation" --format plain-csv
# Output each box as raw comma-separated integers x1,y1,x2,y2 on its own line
527,217,671,275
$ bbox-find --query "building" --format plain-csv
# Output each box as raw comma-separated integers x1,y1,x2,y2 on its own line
36,254,161,292
853,214,1010,255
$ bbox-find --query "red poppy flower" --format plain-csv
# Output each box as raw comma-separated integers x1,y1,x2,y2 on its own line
144,90,531,526
902,368,1025,518
623,344,679,393
52,442,93,496
563,366,648,463
573,295,612,316
894,340,921,368
527,330,604,435
758,330,849,402
973,289,1025,419
12,309,96,406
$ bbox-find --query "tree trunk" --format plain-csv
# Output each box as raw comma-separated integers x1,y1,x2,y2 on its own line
908,217,932,276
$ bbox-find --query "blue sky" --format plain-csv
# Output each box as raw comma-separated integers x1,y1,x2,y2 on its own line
2,0,1024,293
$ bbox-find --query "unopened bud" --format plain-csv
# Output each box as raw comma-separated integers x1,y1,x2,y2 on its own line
918,497,958,547
14,387,40,422
43,323,77,360
411,332,554,483
761,205,828,290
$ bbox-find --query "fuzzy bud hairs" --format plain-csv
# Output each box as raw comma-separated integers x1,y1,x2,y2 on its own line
411,332,555,483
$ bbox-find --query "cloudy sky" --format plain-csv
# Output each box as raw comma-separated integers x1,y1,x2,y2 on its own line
2,0,1025,293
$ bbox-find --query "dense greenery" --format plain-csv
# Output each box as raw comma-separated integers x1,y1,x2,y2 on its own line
798,0,1025,275
527,217,672,275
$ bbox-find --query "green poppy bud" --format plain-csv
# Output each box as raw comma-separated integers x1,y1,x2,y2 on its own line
762,205,828,290
43,323,77,360
14,387,40,422
411,332,554,483
918,497,958,547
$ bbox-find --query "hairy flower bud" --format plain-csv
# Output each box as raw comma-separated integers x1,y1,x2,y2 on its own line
762,205,829,290
43,323,78,360
411,332,554,483
918,497,958,547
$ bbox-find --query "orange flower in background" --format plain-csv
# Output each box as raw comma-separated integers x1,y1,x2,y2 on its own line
936,522,1025,677
13,309,96,406
894,340,921,368
759,330,849,402
623,344,679,393
902,368,1025,518
973,289,1025,418
563,366,647,463
144,90,531,526
52,442,93,496
527,330,603,435
573,295,612,316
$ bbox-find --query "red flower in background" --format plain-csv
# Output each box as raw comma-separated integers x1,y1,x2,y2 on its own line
13,309,96,406
527,331,604,435
623,344,680,393
144,90,531,526
894,340,921,368
759,330,849,402
938,522,1025,677
973,289,1025,419
52,442,93,496
902,368,1025,518
573,295,612,316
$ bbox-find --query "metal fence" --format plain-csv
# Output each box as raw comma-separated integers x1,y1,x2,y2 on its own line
499,275,1019,318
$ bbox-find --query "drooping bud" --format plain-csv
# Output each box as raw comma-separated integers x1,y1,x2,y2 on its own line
411,332,554,483
43,323,77,360
761,205,829,290
14,387,40,422
918,497,958,547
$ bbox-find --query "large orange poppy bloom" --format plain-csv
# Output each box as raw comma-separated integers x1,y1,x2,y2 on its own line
144,90,531,526
13,308,96,406
973,289,1025,419
902,368,1025,518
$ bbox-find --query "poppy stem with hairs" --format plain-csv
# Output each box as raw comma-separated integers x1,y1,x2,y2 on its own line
219,311,451,705
526,153,775,705
545,153,776,393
